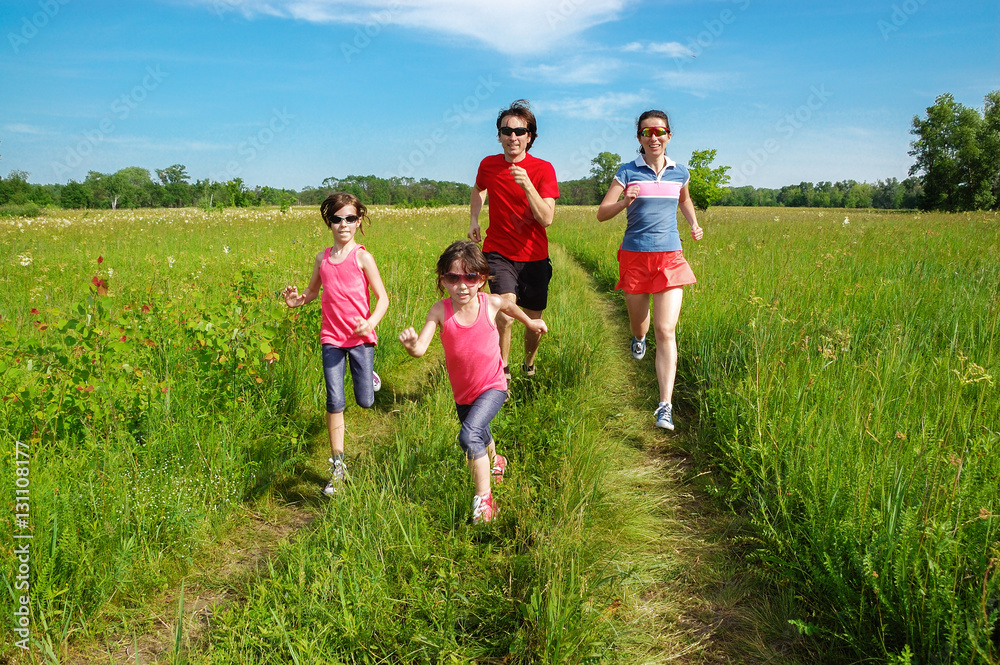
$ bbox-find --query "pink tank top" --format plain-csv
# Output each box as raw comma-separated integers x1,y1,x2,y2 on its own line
440,292,507,405
320,245,377,347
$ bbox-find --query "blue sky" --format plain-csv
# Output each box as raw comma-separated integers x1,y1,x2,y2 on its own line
1,0,998,190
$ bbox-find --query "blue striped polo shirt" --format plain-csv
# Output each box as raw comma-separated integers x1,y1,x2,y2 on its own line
613,156,690,252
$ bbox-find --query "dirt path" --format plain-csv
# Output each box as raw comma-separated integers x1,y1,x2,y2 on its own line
62,246,790,665
64,504,313,664
553,244,793,664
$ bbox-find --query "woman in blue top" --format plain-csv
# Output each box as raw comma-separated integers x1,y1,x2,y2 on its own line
597,109,704,430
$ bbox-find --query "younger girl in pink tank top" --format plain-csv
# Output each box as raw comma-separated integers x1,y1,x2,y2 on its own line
399,241,548,524
283,193,389,497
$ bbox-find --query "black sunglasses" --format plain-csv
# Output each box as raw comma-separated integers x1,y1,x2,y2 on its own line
499,127,530,137
329,215,359,225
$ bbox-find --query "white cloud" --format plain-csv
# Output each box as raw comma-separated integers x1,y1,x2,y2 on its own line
647,41,693,57
515,57,623,86
4,124,49,135
191,0,625,54
101,136,228,151
621,41,693,58
535,91,650,120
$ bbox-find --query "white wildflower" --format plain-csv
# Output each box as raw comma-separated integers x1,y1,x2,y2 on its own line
167,256,176,268
18,254,32,267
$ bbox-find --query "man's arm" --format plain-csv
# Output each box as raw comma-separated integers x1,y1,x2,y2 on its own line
509,164,555,228
469,185,487,242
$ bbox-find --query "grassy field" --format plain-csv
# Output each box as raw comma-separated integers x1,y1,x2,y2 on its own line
1,205,998,663
1,206,731,663
552,206,1000,662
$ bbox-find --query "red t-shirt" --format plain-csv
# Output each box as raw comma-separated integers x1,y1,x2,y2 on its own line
475,153,559,262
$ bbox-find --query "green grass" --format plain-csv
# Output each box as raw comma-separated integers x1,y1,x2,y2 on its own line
8,204,995,662
1,206,723,662
551,205,1000,662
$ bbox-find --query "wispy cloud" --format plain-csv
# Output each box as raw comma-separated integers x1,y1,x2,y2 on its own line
100,136,228,151
656,71,738,98
4,123,50,135
623,41,694,58
187,0,625,54
515,57,623,86
535,91,650,120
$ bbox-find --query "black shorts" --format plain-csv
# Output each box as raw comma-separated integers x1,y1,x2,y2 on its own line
485,252,552,312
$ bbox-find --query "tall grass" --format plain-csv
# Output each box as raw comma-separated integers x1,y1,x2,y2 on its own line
188,232,677,662
2,206,707,661
1,208,333,656
552,206,1000,662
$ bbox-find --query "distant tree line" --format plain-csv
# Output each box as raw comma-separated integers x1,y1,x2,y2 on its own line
558,150,730,211
0,165,299,212
298,175,471,207
3,90,997,214
0,166,472,212
717,178,925,209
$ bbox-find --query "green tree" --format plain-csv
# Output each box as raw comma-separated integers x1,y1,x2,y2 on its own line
156,164,191,207
909,91,1000,211
0,170,31,205
225,178,250,207
687,149,731,211
60,180,92,208
589,152,621,196
844,181,875,208
977,91,1000,207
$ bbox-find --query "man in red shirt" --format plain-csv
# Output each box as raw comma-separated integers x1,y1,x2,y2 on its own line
469,99,559,378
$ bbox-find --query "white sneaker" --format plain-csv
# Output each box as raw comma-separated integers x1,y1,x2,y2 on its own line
654,402,674,430
372,371,381,392
324,457,348,496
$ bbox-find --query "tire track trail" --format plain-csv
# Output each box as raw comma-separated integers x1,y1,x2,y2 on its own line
551,242,785,663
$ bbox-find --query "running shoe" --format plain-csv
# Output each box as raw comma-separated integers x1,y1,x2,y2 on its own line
324,457,348,496
631,336,647,360
372,371,381,392
471,493,497,524
654,402,674,430
491,454,508,484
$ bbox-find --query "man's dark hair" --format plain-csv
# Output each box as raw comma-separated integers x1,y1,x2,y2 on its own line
496,99,538,151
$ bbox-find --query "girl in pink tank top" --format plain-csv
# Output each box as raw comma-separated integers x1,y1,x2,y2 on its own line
399,241,548,524
283,193,389,496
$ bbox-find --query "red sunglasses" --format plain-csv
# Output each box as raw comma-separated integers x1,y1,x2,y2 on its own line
442,272,484,286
